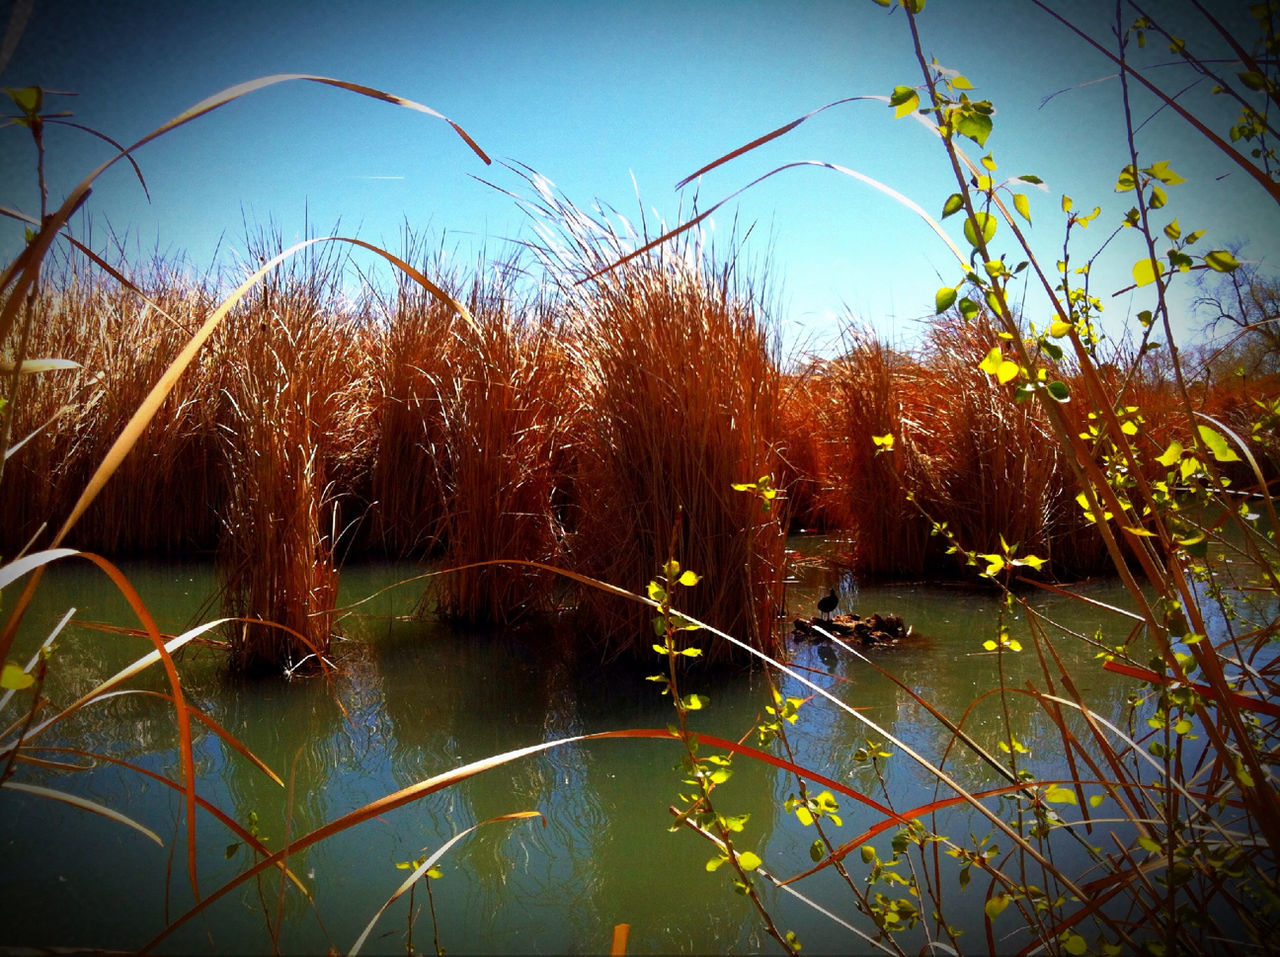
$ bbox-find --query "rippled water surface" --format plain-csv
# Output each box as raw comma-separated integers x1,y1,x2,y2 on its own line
2,541,1247,954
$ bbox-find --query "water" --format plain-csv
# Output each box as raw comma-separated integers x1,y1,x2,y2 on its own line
0,542,1240,954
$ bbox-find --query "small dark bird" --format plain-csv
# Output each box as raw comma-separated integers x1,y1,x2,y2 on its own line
817,587,839,621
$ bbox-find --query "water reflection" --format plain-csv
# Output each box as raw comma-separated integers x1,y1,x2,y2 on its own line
1,553,1193,953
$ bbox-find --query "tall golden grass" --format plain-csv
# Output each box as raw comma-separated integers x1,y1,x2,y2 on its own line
212,238,361,674
9,245,1274,638
510,180,791,664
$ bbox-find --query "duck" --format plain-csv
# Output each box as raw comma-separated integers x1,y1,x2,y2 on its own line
817,587,839,621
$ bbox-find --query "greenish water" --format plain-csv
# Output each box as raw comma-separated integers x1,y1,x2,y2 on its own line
0,542,1221,954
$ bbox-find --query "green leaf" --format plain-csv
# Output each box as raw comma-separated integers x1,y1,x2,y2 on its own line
1017,174,1043,184
706,855,728,872
935,286,957,314
1146,160,1185,185
1164,218,1181,241
1138,836,1162,854
860,845,877,864
1044,784,1077,805
1156,440,1183,466
225,842,241,859
1132,257,1159,287
1238,69,1269,91
1115,164,1137,192
941,193,964,218
647,581,667,603
951,74,974,90
737,850,762,870
7,85,42,115
1013,192,1031,224
956,111,992,146
1197,424,1241,462
1,662,34,690
963,212,997,247
889,86,920,118
1204,249,1241,272
985,894,1011,919
1149,184,1167,209
958,297,980,321
1062,932,1088,955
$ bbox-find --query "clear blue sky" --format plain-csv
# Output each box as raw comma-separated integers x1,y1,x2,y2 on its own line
2,0,1275,357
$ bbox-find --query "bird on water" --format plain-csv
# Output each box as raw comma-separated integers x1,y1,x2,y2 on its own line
817,587,838,621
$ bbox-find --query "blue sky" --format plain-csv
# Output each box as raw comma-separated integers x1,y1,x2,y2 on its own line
2,0,1275,357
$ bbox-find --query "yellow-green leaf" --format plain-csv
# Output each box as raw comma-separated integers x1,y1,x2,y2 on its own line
964,212,997,248
889,86,920,118
1049,319,1073,338
1146,160,1185,185
1013,192,1031,224
1155,440,1183,466
936,286,957,314
1044,784,1077,805
985,894,1011,919
1204,249,1240,273
1197,424,1241,462
1,662,34,690
979,346,1004,376
677,570,701,587
737,850,763,870
1132,257,1159,287
996,359,1019,385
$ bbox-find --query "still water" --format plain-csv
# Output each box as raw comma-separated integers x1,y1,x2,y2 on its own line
0,542,1187,954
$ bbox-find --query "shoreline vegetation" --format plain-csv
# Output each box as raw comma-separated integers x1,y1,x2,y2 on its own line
4,218,1274,671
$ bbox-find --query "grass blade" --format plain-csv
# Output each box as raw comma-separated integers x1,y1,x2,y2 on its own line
348,811,542,956
1,780,162,845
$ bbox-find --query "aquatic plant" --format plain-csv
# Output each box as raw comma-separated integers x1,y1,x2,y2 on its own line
593,0,1280,952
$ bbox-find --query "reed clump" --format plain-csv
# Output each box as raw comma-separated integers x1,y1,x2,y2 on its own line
429,266,576,626
362,243,458,559
1,262,224,557
213,244,361,675
814,329,940,576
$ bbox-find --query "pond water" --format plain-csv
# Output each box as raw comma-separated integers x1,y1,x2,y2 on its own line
0,540,1227,954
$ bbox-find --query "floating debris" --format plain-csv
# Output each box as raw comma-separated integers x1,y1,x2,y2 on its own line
791,612,911,647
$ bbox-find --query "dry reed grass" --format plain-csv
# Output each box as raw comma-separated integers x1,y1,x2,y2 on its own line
816,329,939,577
1,261,223,557
428,264,575,626
213,239,361,674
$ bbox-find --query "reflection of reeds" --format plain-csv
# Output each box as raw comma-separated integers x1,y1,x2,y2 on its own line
215,241,357,675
